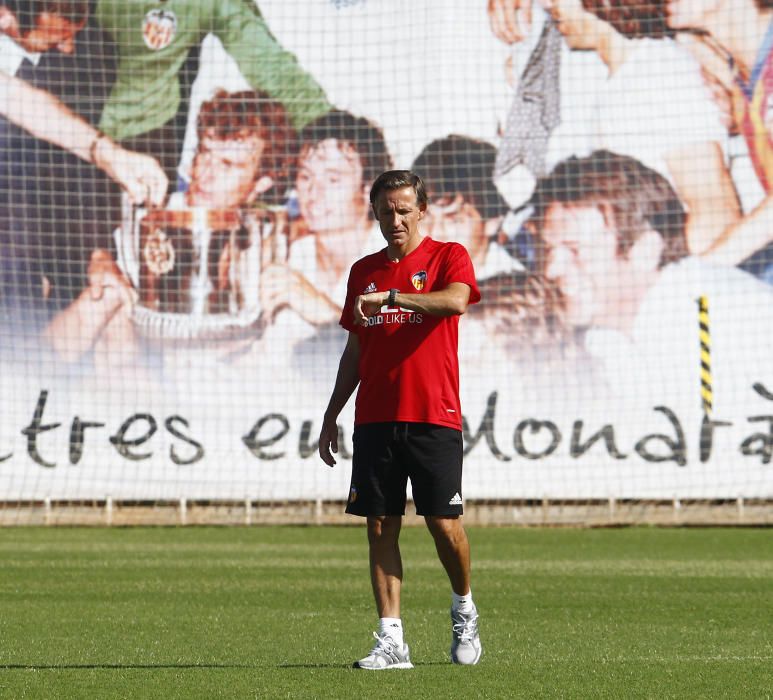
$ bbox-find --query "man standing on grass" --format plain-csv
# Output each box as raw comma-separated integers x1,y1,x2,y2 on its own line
318,170,482,670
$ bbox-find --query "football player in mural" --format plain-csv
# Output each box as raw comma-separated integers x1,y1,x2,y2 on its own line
43,89,296,371
0,1,166,202
667,0,773,284
258,109,392,333
94,0,332,185
410,135,523,280
539,0,742,256
530,150,773,411
0,1,167,314
486,0,742,258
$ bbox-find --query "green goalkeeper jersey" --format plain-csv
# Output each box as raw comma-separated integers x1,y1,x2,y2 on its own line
96,0,332,141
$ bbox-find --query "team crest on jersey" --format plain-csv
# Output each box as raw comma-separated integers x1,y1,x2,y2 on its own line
411,271,427,290
142,8,177,51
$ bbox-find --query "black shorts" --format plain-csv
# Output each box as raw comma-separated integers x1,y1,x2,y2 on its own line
346,422,464,517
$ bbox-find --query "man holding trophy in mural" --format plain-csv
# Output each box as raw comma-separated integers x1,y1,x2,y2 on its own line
0,1,167,205
0,0,169,314
44,88,296,370
318,170,483,669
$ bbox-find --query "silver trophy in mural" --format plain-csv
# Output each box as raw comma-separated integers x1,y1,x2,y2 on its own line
119,195,288,341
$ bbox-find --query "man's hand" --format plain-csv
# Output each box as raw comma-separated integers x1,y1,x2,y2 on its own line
488,0,532,44
93,138,169,207
259,262,342,326
318,414,339,467
44,249,137,364
353,291,388,327
86,248,136,309
260,262,297,320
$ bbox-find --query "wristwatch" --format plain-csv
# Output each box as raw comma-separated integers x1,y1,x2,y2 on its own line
388,288,399,307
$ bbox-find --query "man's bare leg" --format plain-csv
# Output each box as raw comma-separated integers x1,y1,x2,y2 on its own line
425,515,481,665
353,515,413,669
367,515,403,617
425,515,470,594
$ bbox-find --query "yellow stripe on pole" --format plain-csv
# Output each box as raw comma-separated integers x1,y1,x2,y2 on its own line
697,295,712,415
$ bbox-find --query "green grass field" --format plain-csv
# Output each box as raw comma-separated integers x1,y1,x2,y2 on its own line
0,526,771,699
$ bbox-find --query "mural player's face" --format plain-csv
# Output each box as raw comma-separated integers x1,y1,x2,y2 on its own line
541,203,631,329
188,134,265,210
373,185,426,253
296,139,367,234
19,12,83,54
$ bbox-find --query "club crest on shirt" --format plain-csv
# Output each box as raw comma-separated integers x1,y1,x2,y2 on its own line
411,271,427,291
142,8,177,51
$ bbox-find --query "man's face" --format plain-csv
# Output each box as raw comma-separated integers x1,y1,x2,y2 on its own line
188,133,265,209
18,12,83,54
540,203,633,329
296,139,367,234
372,185,426,251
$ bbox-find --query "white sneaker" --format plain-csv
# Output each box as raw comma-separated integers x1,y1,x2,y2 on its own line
353,632,414,670
450,606,482,665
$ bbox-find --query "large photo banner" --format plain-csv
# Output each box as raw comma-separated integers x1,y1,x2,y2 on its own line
1,0,773,502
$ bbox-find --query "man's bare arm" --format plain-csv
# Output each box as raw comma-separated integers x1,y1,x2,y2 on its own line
665,141,742,255
354,282,472,327
0,71,168,205
319,333,360,467
703,195,773,266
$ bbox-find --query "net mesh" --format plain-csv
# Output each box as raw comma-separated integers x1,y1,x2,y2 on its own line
0,0,771,525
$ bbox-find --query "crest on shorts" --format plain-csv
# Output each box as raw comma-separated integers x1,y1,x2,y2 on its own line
142,8,177,51
411,271,427,291
348,487,358,504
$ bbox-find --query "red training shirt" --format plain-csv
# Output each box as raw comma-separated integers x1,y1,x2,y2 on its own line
340,237,480,430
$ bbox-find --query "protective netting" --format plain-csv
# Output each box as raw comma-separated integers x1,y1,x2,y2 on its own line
0,0,772,522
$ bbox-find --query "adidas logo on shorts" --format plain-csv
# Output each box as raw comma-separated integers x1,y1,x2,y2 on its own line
448,492,463,506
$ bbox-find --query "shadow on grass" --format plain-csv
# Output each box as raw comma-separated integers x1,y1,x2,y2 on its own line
1,661,451,670
0,664,255,670
279,662,448,669
278,663,355,669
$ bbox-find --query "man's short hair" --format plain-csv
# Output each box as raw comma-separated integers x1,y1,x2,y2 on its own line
471,270,567,349
2,1,88,34
410,135,510,220
197,89,297,203
297,109,393,187
581,0,673,39
369,170,428,208
530,150,688,268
